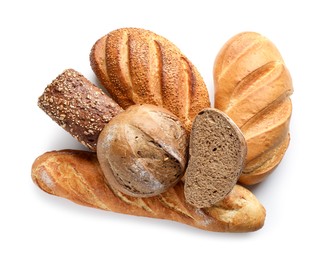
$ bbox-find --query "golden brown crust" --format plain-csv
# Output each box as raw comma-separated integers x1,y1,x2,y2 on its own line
97,104,188,197
213,32,293,185
38,69,123,151
90,28,211,132
31,150,266,232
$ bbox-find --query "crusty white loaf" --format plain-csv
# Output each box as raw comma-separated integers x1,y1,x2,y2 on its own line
90,27,211,132
214,32,293,185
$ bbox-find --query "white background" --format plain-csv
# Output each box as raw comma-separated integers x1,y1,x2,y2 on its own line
1,0,331,259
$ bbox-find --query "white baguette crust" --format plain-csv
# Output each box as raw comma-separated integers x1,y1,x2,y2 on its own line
32,150,266,232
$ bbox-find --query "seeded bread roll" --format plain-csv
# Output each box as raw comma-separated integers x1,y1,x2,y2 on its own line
184,108,247,208
38,69,123,151
90,27,211,132
97,104,188,197
213,32,293,185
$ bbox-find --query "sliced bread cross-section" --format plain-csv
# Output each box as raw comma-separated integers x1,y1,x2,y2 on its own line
184,108,247,208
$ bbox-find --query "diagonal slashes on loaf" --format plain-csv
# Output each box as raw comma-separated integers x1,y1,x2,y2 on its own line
214,32,293,185
32,150,266,232
90,28,210,132
148,39,163,106
214,32,285,111
224,61,292,130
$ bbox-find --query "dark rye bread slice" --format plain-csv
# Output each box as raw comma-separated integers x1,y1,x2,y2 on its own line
184,108,247,208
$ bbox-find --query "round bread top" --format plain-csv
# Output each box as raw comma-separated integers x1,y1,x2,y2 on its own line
97,104,188,197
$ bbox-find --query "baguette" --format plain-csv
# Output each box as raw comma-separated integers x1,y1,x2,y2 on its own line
213,32,293,185
90,27,211,132
31,150,266,232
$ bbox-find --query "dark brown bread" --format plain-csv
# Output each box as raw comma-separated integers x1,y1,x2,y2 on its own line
38,69,123,151
31,150,266,232
97,104,188,197
90,27,211,132
184,108,247,208
38,70,189,197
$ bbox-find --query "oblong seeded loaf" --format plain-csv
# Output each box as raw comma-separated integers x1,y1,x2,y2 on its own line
184,108,247,208
90,27,211,132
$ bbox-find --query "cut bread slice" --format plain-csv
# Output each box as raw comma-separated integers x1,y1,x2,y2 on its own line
184,108,247,208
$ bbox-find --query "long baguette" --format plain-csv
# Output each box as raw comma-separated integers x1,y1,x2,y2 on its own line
32,150,266,232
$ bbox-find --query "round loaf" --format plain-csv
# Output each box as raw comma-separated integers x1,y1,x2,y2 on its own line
97,104,188,197
90,27,211,133
213,32,293,185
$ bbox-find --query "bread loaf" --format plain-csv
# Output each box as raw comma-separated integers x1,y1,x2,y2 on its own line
184,108,247,208
213,32,293,185
97,104,188,197
38,69,123,151
90,27,211,132
31,150,266,232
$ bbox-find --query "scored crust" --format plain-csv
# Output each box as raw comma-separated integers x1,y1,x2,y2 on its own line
213,32,293,185
90,27,211,133
32,149,266,232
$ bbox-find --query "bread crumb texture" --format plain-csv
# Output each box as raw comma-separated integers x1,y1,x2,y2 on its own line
185,109,246,208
